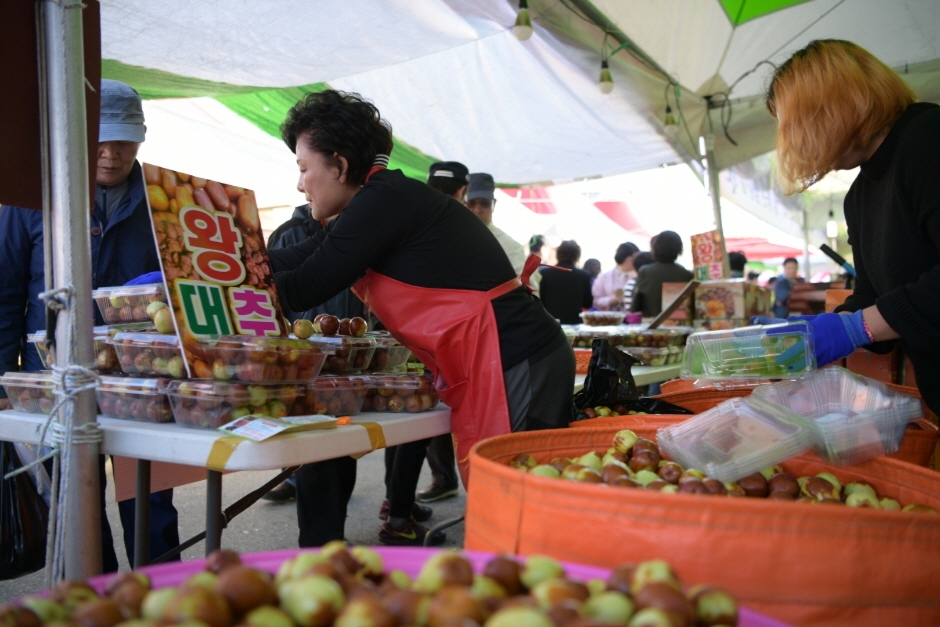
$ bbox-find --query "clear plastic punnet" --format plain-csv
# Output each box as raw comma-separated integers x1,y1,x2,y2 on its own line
366,333,413,372
92,283,167,324
657,398,812,483
623,345,684,367
363,372,440,413
196,335,327,382
0,371,55,414
166,380,302,429
298,375,375,416
750,367,923,465
97,376,173,423
308,336,376,374
109,333,184,378
681,320,816,383
580,311,625,326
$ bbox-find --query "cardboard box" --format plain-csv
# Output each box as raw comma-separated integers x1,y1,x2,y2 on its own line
694,280,771,321
662,282,694,323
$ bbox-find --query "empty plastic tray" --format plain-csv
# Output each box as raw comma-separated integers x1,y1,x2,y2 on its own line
750,367,922,465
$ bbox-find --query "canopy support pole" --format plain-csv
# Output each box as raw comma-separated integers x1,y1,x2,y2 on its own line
43,0,102,579
803,208,812,280
704,133,730,279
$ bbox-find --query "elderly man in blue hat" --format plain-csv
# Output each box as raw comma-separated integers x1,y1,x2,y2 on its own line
0,79,180,571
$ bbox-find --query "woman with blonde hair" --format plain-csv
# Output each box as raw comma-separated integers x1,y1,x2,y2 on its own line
755,39,940,413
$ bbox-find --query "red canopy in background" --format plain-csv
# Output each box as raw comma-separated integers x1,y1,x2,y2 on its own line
501,188,557,214
593,201,649,236
726,237,803,260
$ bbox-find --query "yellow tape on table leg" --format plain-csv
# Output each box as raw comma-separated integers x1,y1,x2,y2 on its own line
206,436,243,471
349,422,387,459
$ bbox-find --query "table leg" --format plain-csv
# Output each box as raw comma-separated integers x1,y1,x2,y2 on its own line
134,459,151,568
206,470,223,555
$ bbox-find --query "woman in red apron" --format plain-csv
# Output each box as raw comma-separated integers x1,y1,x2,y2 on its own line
269,90,575,545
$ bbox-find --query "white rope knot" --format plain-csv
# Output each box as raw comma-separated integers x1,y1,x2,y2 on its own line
49,421,101,446
38,285,71,311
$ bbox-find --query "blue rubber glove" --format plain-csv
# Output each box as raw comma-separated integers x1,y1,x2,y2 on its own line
124,271,164,286
751,312,870,367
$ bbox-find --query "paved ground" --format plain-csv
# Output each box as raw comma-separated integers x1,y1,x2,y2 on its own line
0,450,466,602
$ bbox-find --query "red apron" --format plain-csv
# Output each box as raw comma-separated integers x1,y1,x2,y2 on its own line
353,254,541,486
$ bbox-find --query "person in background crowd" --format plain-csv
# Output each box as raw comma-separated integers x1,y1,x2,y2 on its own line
621,251,653,312
758,39,940,414
466,173,526,274
538,240,593,324
766,276,777,289
413,161,473,512
746,271,760,284
592,242,639,310
583,259,601,286
527,234,545,295
0,80,179,572
773,257,803,318
728,251,748,278
262,210,364,506
630,231,693,317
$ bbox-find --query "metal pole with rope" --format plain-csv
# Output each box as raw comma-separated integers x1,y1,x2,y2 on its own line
41,0,103,580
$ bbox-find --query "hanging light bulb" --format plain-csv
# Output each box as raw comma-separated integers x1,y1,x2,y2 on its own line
827,210,838,238
513,0,533,41
598,59,614,94
663,105,679,137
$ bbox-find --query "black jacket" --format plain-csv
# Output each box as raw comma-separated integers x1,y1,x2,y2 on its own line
537,262,593,324
630,261,694,317
836,102,940,414
267,205,366,323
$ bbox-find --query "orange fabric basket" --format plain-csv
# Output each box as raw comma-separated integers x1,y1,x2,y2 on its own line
466,422,940,627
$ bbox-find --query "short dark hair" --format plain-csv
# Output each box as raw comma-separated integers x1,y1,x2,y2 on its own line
632,251,654,272
281,90,394,188
614,242,640,265
583,258,601,276
528,235,545,254
556,240,581,264
651,230,683,263
728,251,747,272
783,257,799,266
747,271,760,281
428,177,466,198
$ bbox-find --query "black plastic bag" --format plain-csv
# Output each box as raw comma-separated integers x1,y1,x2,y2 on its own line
1,441,48,580
571,338,693,421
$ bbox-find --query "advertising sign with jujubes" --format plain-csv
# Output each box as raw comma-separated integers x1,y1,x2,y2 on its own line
143,164,288,378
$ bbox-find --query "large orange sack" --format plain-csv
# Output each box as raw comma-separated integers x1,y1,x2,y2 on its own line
466,423,940,627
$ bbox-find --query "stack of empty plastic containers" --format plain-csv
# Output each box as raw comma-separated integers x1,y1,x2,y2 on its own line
658,321,922,481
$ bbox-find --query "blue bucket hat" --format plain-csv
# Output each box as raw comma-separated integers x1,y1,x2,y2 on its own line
99,79,145,143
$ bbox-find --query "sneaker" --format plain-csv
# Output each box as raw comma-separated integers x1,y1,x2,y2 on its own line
416,482,459,503
261,481,296,503
378,499,432,523
378,520,446,546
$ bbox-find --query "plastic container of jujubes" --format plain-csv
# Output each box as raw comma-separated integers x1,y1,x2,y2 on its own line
29,328,119,373
579,311,625,326
750,367,923,465
623,345,684,367
309,335,376,374
681,320,816,383
109,332,185,378
297,374,374,416
657,397,812,483
196,335,327,382
97,376,173,423
363,372,439,413
166,380,302,429
366,332,413,372
92,283,167,324
0,371,55,415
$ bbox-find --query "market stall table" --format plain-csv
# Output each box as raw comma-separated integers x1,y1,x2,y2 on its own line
0,407,451,565
574,363,682,391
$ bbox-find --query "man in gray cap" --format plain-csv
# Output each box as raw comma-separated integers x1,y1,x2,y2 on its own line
0,79,179,572
466,173,526,274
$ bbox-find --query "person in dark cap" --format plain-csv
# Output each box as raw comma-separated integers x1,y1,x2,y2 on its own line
427,161,469,201
0,79,179,572
465,173,526,274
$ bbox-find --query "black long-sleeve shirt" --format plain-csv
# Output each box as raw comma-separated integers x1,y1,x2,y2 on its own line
269,169,562,370
836,102,940,413
537,262,593,324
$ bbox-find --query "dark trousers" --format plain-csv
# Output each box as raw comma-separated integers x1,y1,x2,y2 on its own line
383,437,431,519
295,456,357,547
99,455,180,572
424,434,457,489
